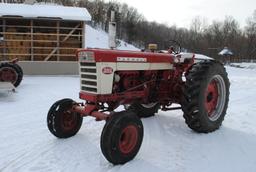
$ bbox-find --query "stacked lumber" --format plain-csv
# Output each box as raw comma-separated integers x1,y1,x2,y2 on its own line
2,23,83,61
5,28,30,60
60,37,81,61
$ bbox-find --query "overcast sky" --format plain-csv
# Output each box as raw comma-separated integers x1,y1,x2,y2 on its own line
114,0,256,28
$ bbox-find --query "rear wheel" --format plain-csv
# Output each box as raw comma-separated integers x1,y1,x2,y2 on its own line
0,63,23,87
47,98,83,138
128,102,159,118
100,111,143,164
181,60,230,133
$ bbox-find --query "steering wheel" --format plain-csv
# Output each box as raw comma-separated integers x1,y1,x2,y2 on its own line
168,40,181,54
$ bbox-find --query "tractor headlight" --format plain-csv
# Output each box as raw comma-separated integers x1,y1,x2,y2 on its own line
78,51,95,62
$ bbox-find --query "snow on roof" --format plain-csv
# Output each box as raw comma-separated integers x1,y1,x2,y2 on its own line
0,3,91,21
218,47,233,56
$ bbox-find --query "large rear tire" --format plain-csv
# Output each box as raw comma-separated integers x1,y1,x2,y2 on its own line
181,60,230,133
100,111,143,164
0,62,23,87
47,98,83,138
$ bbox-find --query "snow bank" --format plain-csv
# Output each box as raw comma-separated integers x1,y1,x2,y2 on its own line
86,25,139,51
0,3,91,21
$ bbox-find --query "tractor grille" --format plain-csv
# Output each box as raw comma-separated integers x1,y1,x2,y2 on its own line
80,62,98,93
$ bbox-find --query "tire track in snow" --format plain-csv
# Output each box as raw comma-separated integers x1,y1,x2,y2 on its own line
140,114,189,172
0,139,55,172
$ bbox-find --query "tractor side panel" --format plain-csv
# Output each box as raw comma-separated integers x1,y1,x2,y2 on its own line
98,62,116,95
117,63,173,71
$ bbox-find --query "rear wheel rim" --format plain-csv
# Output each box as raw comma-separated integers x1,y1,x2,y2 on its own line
0,67,18,83
119,125,138,154
205,75,226,121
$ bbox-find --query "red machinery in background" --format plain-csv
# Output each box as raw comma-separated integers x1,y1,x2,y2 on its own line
0,33,23,91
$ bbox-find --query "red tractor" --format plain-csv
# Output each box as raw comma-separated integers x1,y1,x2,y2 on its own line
0,58,23,90
47,45,230,164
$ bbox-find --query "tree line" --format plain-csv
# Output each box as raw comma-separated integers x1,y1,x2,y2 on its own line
79,0,256,61
5,0,256,61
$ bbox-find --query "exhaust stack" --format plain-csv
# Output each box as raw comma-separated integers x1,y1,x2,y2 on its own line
108,11,117,49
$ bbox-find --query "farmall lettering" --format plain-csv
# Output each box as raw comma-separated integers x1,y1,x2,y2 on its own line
117,57,147,62
47,48,230,165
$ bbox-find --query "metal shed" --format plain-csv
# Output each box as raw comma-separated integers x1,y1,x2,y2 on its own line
0,3,91,61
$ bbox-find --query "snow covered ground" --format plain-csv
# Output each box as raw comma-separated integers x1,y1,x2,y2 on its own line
231,62,256,69
0,66,256,172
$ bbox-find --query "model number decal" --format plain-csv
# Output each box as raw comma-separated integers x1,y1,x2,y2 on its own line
117,57,147,62
102,67,113,74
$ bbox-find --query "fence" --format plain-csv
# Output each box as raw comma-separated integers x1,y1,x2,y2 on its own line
0,17,84,61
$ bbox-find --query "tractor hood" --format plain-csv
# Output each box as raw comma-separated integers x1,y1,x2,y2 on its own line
77,49,175,63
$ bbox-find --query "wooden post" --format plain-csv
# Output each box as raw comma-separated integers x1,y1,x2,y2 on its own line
82,21,85,48
57,21,60,61
30,20,34,61
3,18,7,60
0,18,3,60
61,23,80,42
44,23,80,61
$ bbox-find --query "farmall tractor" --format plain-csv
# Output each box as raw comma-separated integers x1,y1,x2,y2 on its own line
47,44,230,164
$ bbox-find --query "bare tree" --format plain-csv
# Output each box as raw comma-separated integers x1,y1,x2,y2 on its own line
245,10,256,60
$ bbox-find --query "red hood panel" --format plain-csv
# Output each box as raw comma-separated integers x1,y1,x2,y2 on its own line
77,48,174,63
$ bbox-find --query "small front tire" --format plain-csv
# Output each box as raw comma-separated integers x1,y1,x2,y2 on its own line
100,111,144,164
47,98,83,138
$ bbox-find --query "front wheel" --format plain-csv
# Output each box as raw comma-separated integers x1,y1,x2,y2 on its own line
100,111,144,164
47,98,83,138
182,60,230,133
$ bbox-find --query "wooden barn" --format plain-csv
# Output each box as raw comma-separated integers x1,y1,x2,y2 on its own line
0,3,91,62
